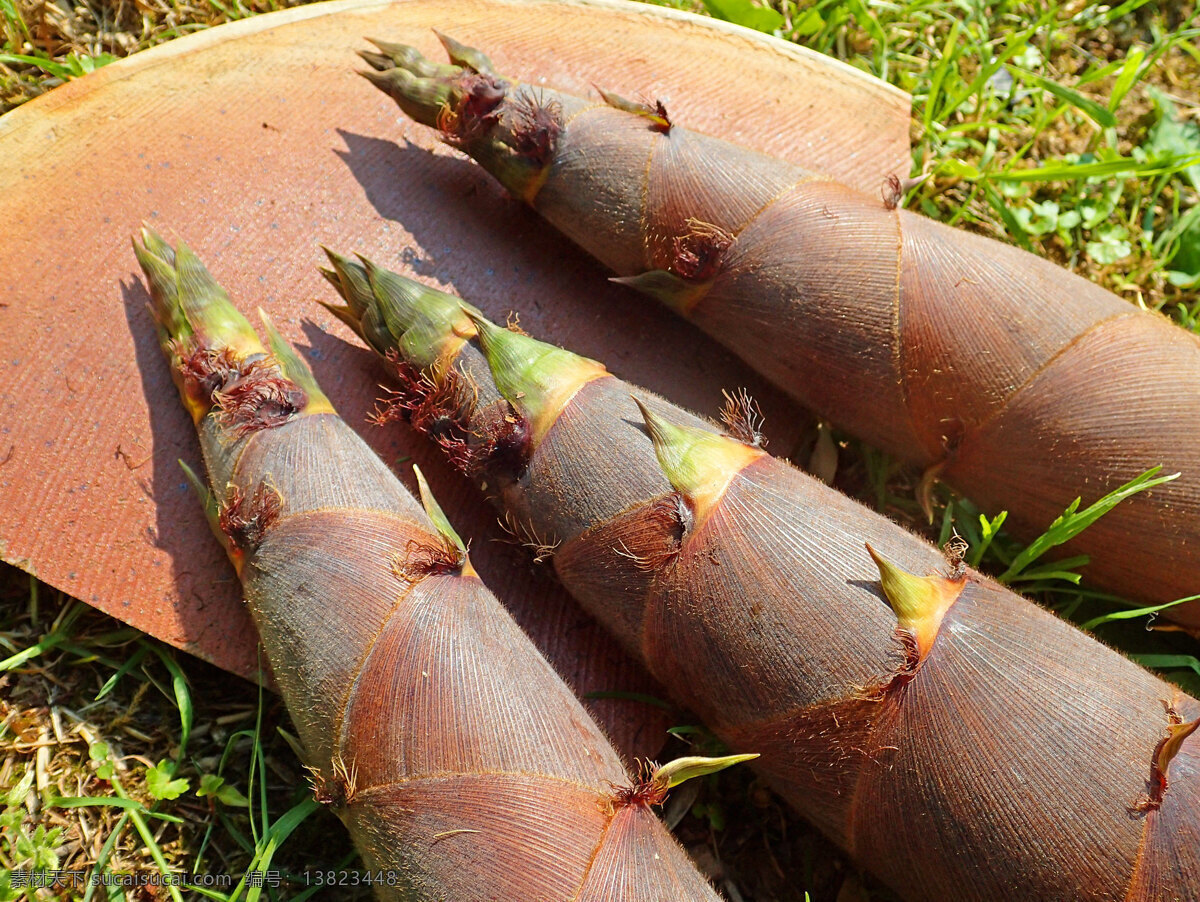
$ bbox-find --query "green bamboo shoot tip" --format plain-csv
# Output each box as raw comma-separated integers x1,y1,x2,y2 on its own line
413,465,468,558
363,38,461,79
133,228,262,357
133,234,189,345
652,753,760,791
318,297,363,338
462,308,607,443
433,31,496,75
358,66,454,129
633,397,763,521
320,248,374,321
610,271,708,315
864,543,964,658
324,253,478,368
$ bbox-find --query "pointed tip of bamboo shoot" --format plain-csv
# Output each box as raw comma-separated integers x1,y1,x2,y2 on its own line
634,397,763,524
652,753,760,791
411,464,475,579
363,36,410,60
464,308,607,446
320,247,369,308
357,65,392,90
317,250,378,347
1159,714,1200,780
413,465,467,554
318,300,361,335
865,543,965,659
319,253,474,367
611,271,709,316
432,31,495,75
612,753,759,811
132,230,263,360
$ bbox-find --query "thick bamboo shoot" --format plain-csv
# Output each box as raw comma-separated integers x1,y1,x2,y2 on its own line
321,251,1200,902
134,230,734,901
361,36,1200,623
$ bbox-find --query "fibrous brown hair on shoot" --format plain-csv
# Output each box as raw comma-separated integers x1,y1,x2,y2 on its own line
854,629,923,703
669,219,733,282
468,401,532,484
173,341,245,402
218,480,283,551
438,72,507,145
371,358,476,475
504,311,528,335
606,759,668,812
212,361,307,437
375,359,530,484
505,90,563,168
498,509,560,563
612,492,689,572
942,533,969,579
392,534,467,583
719,388,766,448
307,756,359,809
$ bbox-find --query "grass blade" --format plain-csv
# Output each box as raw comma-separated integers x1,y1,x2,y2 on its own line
999,468,1178,583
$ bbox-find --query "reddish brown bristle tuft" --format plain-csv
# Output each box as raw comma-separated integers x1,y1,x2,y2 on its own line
613,492,688,572
606,760,668,811
856,630,922,702
218,481,283,551
497,509,560,563
506,91,563,168
372,358,476,474
393,535,467,583
212,361,306,436
172,341,253,405
469,401,532,483
669,219,733,282
307,757,359,808
718,388,766,448
438,72,507,144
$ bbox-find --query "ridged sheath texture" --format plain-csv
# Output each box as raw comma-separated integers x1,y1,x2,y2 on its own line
364,39,1200,622
325,260,1200,902
136,234,724,902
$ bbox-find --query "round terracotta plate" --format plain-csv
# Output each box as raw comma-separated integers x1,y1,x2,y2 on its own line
0,0,910,756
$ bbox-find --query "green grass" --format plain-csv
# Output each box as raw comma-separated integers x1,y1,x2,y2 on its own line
0,577,364,902
3,1,1199,900
0,0,313,111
